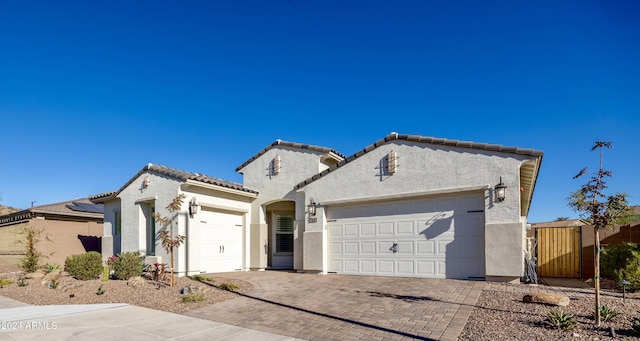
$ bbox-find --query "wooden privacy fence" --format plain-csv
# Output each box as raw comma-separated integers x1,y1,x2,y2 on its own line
536,227,581,278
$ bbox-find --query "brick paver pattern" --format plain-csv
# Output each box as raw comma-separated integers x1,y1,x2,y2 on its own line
185,271,485,341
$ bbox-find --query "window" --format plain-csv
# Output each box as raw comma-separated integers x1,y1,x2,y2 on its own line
275,214,294,253
114,211,122,235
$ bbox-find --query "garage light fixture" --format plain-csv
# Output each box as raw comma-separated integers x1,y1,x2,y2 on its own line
189,197,198,218
495,177,507,202
307,199,317,217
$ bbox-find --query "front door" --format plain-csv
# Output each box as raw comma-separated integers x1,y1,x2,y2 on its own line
271,213,294,268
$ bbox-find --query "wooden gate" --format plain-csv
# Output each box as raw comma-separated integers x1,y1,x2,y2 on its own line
536,227,581,278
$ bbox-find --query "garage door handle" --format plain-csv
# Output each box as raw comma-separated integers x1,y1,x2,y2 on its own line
390,241,398,254
222,245,225,253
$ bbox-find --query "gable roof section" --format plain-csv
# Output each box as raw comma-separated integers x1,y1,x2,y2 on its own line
236,139,345,173
0,198,103,226
295,133,544,190
90,163,258,203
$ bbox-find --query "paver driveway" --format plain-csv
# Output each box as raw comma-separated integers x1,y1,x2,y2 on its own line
185,271,484,341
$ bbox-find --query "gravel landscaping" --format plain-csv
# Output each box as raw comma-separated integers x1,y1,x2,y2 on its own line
0,264,251,314
2,262,640,340
460,280,640,340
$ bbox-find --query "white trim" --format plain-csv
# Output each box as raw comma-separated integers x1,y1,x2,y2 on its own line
199,202,249,214
319,185,490,206
183,180,258,198
135,196,157,204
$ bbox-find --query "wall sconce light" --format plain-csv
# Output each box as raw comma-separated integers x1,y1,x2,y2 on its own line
142,176,150,189
307,199,317,217
495,177,507,202
189,197,198,218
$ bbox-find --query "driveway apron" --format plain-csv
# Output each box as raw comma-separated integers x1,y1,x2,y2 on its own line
185,271,484,341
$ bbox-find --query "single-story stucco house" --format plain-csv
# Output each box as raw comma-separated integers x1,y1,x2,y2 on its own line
0,198,104,266
92,133,543,283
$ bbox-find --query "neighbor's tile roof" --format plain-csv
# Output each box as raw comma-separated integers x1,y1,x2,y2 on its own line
91,164,258,202
294,132,544,190
0,198,103,226
236,139,345,172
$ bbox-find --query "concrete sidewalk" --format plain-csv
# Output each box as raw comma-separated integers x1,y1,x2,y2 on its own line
0,296,302,341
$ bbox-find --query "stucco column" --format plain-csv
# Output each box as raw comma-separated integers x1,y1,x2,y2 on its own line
303,206,326,273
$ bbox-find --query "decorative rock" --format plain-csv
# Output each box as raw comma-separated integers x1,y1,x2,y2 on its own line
523,293,570,307
41,270,61,286
127,276,146,288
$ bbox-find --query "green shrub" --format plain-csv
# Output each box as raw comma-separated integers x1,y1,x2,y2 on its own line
112,252,143,280
192,274,215,283
48,278,59,289
65,251,103,280
601,243,640,290
595,305,621,322
632,310,640,336
96,284,105,295
179,293,206,303
545,308,574,330
0,277,13,288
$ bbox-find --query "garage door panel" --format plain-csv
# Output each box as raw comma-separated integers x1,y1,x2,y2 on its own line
378,222,394,235
200,210,243,273
327,192,484,279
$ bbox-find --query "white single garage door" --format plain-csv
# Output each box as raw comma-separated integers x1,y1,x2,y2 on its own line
200,209,243,273
327,192,485,279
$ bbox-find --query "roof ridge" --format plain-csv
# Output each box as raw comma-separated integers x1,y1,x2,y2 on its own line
236,139,345,172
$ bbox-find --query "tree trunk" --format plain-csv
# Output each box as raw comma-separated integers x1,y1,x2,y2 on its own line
170,247,175,287
594,228,601,326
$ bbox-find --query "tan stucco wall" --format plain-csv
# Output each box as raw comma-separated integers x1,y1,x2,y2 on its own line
0,219,102,267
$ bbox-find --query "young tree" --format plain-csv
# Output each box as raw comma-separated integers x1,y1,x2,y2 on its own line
15,225,51,273
567,141,634,326
152,194,187,287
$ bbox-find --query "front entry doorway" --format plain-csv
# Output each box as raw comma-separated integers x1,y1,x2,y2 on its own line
266,201,295,269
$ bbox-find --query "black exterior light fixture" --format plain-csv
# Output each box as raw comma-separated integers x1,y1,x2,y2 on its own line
621,279,630,304
307,199,317,217
495,177,507,202
189,197,198,218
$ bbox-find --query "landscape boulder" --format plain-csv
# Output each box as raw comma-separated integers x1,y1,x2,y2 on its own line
523,292,570,307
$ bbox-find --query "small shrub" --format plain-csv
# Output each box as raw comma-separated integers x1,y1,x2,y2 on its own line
65,251,103,280
17,277,27,287
112,252,143,280
546,308,574,330
218,281,240,291
48,279,59,289
179,293,206,303
632,310,640,336
96,284,105,295
192,274,215,283
601,243,640,290
0,277,13,288
43,263,61,274
595,305,621,322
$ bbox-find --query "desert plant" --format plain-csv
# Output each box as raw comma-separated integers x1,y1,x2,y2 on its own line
43,263,61,274
179,293,206,303
568,141,636,325
192,274,215,283
65,251,103,280
102,265,110,282
0,277,13,288
17,276,27,287
48,278,59,289
152,194,187,287
218,281,240,291
96,284,105,295
112,252,143,280
15,225,50,273
632,310,640,336
595,305,621,322
546,308,575,330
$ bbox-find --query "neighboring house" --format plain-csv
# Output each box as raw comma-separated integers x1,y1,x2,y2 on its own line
94,133,543,283
0,199,104,266
532,206,640,279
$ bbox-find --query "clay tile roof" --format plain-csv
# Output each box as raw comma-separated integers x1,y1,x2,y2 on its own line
94,164,258,202
236,140,345,172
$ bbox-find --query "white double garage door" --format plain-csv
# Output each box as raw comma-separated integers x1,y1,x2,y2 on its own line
327,192,485,279
199,209,243,273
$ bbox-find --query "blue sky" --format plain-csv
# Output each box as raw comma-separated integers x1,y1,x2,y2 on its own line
0,1,638,222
